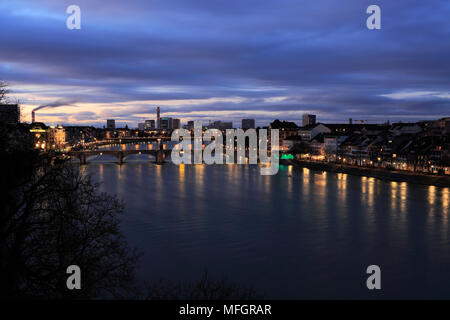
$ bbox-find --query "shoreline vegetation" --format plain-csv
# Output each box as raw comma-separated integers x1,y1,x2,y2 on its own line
283,159,450,188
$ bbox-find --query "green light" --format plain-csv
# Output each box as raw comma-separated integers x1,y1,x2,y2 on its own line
281,154,294,160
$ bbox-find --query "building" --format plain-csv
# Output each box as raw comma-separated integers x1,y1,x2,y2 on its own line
156,107,161,129
208,121,233,130
430,117,450,135
282,136,303,150
145,119,155,130
29,122,49,150
302,114,316,127
48,125,66,149
159,117,173,130
106,119,115,130
298,124,331,141
138,123,145,131
172,119,181,130
324,134,348,155
269,119,299,144
117,128,131,138
242,119,255,130
185,120,195,130
0,104,20,124
390,123,423,136
64,126,99,145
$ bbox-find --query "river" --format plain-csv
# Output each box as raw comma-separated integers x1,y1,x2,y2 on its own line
83,147,450,299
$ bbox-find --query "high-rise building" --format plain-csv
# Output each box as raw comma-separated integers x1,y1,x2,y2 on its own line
302,114,316,127
242,119,255,130
106,119,115,130
156,107,161,129
172,119,181,129
138,123,145,131
0,104,20,124
159,117,173,130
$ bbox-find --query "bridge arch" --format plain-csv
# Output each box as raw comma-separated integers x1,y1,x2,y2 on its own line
68,149,168,165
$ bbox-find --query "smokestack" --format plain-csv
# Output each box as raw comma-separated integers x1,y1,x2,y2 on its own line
31,100,77,123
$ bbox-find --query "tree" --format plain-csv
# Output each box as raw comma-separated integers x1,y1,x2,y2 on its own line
0,124,140,299
0,81,9,103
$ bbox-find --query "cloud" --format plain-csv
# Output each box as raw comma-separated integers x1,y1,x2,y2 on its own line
1,0,449,126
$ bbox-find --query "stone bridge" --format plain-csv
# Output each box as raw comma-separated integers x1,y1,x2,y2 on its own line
82,136,172,148
68,149,172,165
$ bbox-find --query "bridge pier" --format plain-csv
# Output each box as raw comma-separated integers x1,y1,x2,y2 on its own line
156,150,165,164
79,154,87,165
117,152,124,165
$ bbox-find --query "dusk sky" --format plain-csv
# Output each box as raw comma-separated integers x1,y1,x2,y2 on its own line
1,0,449,127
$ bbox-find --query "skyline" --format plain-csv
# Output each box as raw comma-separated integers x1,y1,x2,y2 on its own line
1,0,449,127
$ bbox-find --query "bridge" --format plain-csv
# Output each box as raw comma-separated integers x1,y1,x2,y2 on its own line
68,149,171,165
68,139,172,165
67,139,275,165
81,136,172,148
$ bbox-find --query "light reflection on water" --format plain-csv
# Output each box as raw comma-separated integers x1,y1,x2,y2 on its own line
86,161,450,299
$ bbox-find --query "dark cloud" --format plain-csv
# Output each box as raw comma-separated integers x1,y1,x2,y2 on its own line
0,0,449,126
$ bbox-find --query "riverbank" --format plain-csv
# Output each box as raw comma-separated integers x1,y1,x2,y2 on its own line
283,159,450,187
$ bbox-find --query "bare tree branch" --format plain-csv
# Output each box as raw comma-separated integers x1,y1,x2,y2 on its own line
0,133,141,299
0,81,9,103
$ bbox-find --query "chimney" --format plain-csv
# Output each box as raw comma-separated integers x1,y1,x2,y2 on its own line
32,110,36,123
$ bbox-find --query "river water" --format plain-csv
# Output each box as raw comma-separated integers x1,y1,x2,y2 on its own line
84,149,450,299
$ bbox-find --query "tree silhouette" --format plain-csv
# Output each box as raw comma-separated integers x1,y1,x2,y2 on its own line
0,82,9,103
0,124,140,299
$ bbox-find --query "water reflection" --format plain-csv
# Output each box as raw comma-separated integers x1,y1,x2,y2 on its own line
391,181,398,211
287,166,293,196
99,163,103,181
429,185,436,205
302,167,310,183
428,185,437,217
362,176,367,195
194,164,205,194
302,168,310,198
361,177,375,211
399,182,407,214
136,163,142,186
337,173,347,202
443,188,449,218
86,162,450,299
314,171,327,188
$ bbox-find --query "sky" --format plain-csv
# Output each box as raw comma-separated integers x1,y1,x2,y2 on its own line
0,0,449,128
